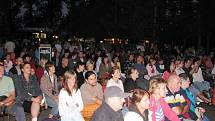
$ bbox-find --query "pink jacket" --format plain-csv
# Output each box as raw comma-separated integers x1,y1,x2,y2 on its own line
149,96,180,121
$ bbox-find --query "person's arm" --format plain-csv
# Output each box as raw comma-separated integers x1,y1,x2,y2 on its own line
0,91,15,106
80,85,92,105
75,90,84,112
97,84,103,101
40,75,56,100
181,102,189,114
161,99,180,121
197,92,211,103
59,89,83,114
32,75,42,97
2,77,16,105
54,75,59,95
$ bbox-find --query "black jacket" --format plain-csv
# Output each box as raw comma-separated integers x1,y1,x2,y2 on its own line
91,102,124,121
124,78,138,92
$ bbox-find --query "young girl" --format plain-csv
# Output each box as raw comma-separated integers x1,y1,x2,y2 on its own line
59,70,84,121
148,78,180,121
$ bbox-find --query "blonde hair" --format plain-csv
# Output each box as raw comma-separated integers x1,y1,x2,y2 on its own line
63,70,78,95
149,78,166,94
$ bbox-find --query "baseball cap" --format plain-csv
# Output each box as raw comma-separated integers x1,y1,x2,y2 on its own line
104,86,131,99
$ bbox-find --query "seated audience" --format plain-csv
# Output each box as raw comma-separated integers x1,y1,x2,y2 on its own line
155,58,165,74
98,55,112,79
164,74,188,120
192,57,211,97
13,62,42,121
149,78,180,121
124,89,150,121
75,61,85,88
146,58,159,78
80,71,103,120
91,86,130,121
83,59,97,78
59,70,84,121
106,66,124,92
111,55,121,71
35,56,48,84
0,59,15,115
162,61,176,81
9,57,23,76
134,55,148,79
175,59,185,75
179,73,210,121
4,53,13,75
40,62,59,119
124,67,139,92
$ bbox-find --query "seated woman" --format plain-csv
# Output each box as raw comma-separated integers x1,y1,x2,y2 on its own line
111,55,121,71
13,62,42,121
80,71,103,120
179,73,210,121
59,70,84,121
83,60,97,79
40,62,59,119
162,61,176,81
148,78,180,121
124,67,139,92
106,66,124,92
98,55,112,79
146,58,159,78
124,89,150,121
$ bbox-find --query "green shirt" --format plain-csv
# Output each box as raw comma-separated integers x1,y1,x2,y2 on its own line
0,76,15,97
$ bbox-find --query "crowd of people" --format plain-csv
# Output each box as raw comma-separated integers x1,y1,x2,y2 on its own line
0,39,215,121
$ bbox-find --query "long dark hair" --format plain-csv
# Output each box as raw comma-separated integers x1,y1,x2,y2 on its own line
130,89,149,121
63,70,78,95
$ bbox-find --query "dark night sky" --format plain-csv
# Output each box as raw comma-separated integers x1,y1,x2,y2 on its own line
0,0,215,46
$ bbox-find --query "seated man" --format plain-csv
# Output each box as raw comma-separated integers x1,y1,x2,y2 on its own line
91,86,130,121
80,71,103,120
164,74,189,120
0,59,15,115
13,62,42,121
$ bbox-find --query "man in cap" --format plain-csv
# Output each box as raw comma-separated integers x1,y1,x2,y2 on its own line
91,86,130,121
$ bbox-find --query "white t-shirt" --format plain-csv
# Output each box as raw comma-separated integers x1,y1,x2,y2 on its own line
192,67,204,82
124,111,144,121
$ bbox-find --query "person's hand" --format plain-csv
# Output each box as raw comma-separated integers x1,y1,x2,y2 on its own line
92,96,102,104
54,96,58,103
172,106,183,115
199,107,206,113
31,96,42,103
0,101,4,106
